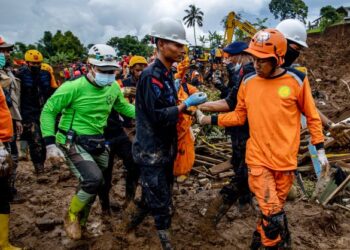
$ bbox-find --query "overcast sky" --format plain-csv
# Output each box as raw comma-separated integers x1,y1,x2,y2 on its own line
0,0,349,46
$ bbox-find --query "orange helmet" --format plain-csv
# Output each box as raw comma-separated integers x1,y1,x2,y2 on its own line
24,49,43,62
245,28,287,66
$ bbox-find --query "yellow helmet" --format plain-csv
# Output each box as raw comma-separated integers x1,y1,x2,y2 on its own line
41,63,53,73
129,56,147,67
24,49,43,62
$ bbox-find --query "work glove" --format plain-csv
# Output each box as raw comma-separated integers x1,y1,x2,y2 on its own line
0,146,11,177
46,144,66,166
317,148,330,172
195,109,207,125
0,145,9,164
183,92,207,108
329,122,350,146
123,87,136,97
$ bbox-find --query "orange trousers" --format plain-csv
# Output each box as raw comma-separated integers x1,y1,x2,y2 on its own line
248,165,295,247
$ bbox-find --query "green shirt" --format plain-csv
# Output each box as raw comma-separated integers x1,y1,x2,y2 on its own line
40,76,135,144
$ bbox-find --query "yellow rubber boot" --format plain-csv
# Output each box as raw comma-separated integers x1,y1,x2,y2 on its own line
64,195,86,240
0,214,22,250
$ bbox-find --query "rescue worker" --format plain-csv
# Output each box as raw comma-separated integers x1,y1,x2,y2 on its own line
196,41,254,236
173,57,198,182
41,63,59,89
196,29,327,249
0,38,23,202
16,50,52,174
122,55,148,103
129,17,207,249
276,19,350,145
40,44,135,240
0,87,22,250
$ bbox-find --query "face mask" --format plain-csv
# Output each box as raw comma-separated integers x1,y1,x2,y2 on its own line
30,65,41,74
234,63,242,71
93,68,116,87
283,45,300,67
0,53,6,68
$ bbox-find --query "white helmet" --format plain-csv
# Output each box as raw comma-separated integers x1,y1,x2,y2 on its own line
150,17,188,45
276,19,308,48
88,44,119,70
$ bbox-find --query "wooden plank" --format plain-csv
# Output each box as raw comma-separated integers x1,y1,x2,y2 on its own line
191,167,216,179
218,171,234,179
209,160,232,175
194,159,214,167
322,175,350,206
195,154,223,164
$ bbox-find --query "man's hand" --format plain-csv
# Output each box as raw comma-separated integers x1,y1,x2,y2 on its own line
15,120,23,136
317,148,330,174
329,122,350,146
46,144,66,166
183,92,207,108
0,145,9,164
123,87,137,97
195,110,211,125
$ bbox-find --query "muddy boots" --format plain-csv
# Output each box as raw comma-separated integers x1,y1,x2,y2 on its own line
0,214,22,250
157,230,173,250
199,195,234,236
64,195,86,240
34,163,44,175
250,230,262,250
120,201,148,232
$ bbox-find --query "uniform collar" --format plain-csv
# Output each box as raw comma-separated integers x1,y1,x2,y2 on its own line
154,58,173,77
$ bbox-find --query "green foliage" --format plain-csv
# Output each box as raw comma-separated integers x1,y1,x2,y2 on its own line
208,31,223,48
319,5,344,31
51,30,85,58
234,29,247,41
107,35,153,57
252,17,268,30
269,0,308,23
183,4,204,46
198,35,207,47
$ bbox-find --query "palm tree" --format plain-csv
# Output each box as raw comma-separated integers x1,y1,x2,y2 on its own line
198,35,207,47
183,4,204,46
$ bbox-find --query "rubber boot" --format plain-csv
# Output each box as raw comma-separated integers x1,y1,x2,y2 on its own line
120,201,148,232
64,195,86,240
199,195,232,236
157,230,173,250
33,163,44,175
0,214,22,250
250,230,262,250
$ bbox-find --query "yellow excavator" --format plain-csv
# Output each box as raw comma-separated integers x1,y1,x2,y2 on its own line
223,11,257,46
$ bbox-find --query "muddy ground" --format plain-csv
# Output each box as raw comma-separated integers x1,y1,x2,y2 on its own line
8,159,350,250
8,24,350,249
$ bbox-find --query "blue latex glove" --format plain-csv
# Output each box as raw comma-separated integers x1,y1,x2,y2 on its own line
183,92,207,108
0,53,5,69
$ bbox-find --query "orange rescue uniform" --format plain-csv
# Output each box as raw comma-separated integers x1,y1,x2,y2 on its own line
173,83,198,176
215,69,324,246
0,87,13,142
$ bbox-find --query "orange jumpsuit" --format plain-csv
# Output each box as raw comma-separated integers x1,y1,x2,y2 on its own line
0,87,13,143
173,83,198,176
216,69,324,246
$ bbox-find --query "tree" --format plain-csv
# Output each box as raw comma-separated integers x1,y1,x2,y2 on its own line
253,17,268,30
198,35,207,47
37,31,54,58
269,0,308,23
208,31,223,48
51,30,86,59
107,35,152,57
183,4,204,46
319,5,344,31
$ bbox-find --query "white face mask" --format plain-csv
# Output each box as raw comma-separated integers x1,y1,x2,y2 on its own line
92,67,116,87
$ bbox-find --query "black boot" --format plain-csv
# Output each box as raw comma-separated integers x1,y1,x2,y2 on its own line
157,230,173,250
250,230,262,250
120,201,148,232
34,163,44,175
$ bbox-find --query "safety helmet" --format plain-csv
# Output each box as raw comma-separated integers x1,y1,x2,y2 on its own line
88,44,118,70
245,28,287,66
0,36,14,49
129,56,148,67
150,17,188,45
276,19,308,48
24,50,43,62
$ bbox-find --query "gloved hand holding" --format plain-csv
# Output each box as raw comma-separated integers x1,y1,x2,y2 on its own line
123,87,137,97
329,122,350,146
46,144,66,166
195,109,211,125
0,145,9,164
317,148,330,173
183,92,207,108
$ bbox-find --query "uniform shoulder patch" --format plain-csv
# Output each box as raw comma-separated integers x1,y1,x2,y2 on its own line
151,77,164,89
286,67,306,85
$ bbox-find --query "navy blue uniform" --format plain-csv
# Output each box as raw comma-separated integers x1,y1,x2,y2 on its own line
220,62,255,206
132,58,178,230
17,66,52,168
